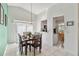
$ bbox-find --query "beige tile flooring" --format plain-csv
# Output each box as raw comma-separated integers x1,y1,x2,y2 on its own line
4,43,74,56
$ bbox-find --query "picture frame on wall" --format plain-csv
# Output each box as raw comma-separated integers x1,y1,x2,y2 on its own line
5,14,8,26
0,3,4,25
67,21,74,26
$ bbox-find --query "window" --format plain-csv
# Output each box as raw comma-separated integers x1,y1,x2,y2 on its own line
17,23,27,35
17,23,33,35
27,23,33,33
58,23,64,32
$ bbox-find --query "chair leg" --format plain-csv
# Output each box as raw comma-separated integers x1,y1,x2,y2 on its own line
39,47,41,53
34,47,35,56
29,45,31,52
25,45,27,55
20,46,23,55
19,46,21,54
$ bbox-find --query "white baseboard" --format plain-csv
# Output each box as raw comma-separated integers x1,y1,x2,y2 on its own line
3,45,8,56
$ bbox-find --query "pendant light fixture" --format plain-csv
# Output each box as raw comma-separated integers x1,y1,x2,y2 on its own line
30,3,32,24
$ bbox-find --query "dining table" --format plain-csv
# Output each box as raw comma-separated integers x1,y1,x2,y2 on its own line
22,34,41,56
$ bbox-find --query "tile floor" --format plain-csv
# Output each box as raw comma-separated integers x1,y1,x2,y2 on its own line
4,43,74,56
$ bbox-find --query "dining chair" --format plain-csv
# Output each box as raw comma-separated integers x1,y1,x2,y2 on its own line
32,35,42,56
18,34,26,55
25,34,42,56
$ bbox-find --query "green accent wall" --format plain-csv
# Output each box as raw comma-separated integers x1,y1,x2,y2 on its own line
0,3,8,56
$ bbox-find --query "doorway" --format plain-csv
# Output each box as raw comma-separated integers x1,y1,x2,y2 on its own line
53,16,64,48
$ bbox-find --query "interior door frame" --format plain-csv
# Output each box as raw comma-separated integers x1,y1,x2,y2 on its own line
52,15,65,47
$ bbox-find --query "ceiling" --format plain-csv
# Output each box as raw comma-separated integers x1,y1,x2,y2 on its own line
8,3,56,15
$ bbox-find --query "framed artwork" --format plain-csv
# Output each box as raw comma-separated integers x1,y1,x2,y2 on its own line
5,14,8,26
67,21,74,26
0,3,4,25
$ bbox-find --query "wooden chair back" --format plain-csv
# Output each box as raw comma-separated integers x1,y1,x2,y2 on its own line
18,34,23,44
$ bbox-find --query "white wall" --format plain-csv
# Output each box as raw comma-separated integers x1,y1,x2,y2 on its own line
36,10,47,32
36,9,49,48
47,4,65,48
78,4,79,56
8,6,37,43
47,3,78,55
64,4,78,56
8,6,37,33
8,6,37,22
7,17,17,43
